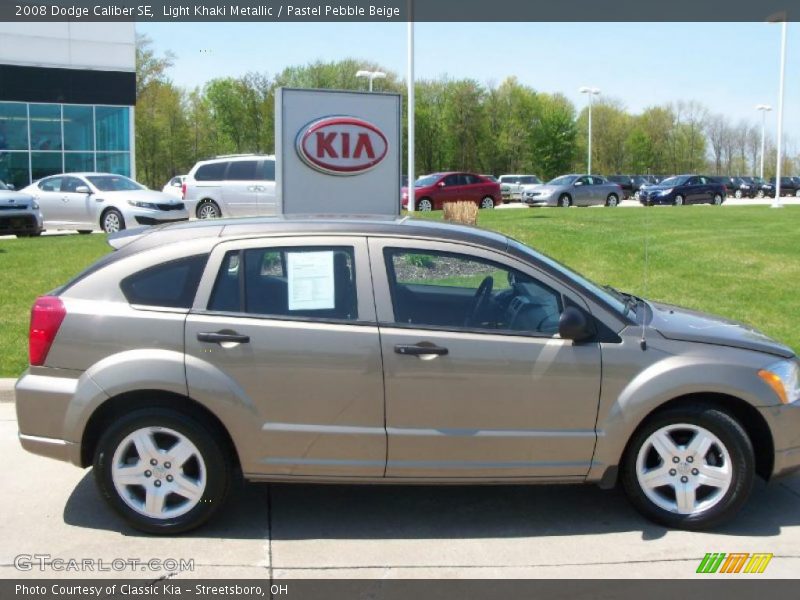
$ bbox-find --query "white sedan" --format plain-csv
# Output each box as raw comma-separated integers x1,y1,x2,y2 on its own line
22,173,189,234
162,175,186,199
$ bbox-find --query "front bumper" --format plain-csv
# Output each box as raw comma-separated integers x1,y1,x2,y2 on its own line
0,210,43,235
522,195,555,206
759,402,800,479
639,193,674,205
135,216,189,226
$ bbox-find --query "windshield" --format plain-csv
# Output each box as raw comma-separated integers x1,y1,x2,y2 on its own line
507,238,634,319
415,174,441,187
87,175,144,192
547,175,578,186
659,176,687,187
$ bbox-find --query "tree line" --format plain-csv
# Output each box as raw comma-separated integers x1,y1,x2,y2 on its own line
135,35,798,189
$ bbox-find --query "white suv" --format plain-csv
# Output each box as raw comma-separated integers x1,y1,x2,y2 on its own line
183,155,277,219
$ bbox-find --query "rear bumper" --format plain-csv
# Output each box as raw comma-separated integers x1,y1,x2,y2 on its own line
15,368,93,466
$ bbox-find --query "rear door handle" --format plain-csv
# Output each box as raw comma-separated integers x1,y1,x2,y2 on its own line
394,343,449,357
197,331,250,344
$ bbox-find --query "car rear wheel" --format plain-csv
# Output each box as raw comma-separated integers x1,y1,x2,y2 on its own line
757,190,765,198
94,408,232,534
621,405,754,530
480,196,495,209
558,194,571,208
101,208,125,234
416,198,433,212
712,193,723,206
734,189,743,199
197,200,221,219
606,194,619,207
673,195,685,207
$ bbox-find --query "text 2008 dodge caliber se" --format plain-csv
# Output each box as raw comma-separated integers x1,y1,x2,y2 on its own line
15,217,800,533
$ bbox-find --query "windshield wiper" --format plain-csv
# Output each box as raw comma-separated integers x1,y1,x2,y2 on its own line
604,285,640,314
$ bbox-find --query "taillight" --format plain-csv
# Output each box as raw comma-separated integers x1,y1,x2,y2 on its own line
29,296,66,366
181,182,187,200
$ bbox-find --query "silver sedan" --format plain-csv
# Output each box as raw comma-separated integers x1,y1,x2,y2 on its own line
522,174,623,207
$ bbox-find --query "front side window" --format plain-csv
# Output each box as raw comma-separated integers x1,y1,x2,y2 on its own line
121,254,208,309
208,246,358,321
260,159,276,182
384,248,562,335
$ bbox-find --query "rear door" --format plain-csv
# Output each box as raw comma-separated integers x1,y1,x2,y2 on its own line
221,160,261,217
185,236,386,478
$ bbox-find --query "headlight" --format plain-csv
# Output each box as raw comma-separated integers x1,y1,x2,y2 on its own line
758,360,800,405
30,200,39,210
128,200,157,209
657,188,673,195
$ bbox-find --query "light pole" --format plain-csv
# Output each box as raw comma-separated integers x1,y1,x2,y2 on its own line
772,19,788,208
355,70,386,92
579,86,600,174
406,4,415,213
755,104,772,179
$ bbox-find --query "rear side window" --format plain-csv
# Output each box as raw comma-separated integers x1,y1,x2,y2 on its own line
260,159,276,182
194,162,228,181
208,246,357,321
121,254,208,309
226,160,258,181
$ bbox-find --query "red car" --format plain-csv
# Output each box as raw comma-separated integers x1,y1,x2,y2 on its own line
402,172,502,211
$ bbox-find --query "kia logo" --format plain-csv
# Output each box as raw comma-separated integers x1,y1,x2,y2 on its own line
296,116,388,176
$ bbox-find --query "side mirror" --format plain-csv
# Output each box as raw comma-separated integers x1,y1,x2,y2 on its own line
75,185,91,194
5,184,14,190
574,181,583,186
173,181,182,187
558,306,593,342
437,181,446,187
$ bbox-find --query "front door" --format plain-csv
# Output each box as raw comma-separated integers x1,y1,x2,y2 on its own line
58,176,95,228
369,239,602,479
186,236,386,478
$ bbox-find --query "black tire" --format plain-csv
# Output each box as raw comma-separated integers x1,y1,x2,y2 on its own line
712,193,723,206
558,194,571,208
416,197,433,212
101,208,125,234
480,196,495,210
621,404,754,530
673,194,685,207
196,200,221,219
78,230,93,235
606,194,619,207
93,408,232,535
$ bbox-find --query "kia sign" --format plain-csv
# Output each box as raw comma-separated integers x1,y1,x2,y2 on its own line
297,116,389,176
276,88,401,215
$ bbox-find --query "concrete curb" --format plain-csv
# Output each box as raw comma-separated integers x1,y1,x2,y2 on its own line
0,378,16,403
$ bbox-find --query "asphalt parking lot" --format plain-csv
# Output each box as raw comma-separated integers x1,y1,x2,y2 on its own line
1,398,799,580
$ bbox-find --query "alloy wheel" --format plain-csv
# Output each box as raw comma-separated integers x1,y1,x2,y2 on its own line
111,426,207,520
198,203,220,219
480,197,495,209
417,198,433,212
635,423,732,516
103,212,121,233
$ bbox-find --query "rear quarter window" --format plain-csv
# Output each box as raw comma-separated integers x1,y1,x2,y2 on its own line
120,254,209,309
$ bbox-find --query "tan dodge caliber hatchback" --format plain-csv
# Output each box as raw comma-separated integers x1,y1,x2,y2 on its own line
15,216,800,533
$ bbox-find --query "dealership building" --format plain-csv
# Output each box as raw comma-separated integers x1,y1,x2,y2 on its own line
0,23,136,189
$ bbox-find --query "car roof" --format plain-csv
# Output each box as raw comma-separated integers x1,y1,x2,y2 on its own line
108,215,511,254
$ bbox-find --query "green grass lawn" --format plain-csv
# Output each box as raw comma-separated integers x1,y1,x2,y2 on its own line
0,206,798,377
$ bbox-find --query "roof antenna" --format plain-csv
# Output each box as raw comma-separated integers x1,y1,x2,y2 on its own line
640,191,649,351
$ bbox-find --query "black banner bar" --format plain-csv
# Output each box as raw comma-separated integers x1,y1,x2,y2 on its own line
2,0,798,22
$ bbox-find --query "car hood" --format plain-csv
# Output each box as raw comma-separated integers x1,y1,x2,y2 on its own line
649,301,794,359
98,189,180,203
641,184,674,191
527,185,560,195
0,191,36,208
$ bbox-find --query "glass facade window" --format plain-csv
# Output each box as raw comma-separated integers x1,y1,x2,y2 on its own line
30,104,62,152
96,106,130,151
0,101,132,186
0,103,29,151
63,105,94,151
64,152,95,173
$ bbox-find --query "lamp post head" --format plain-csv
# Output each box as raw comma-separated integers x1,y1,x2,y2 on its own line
579,86,601,95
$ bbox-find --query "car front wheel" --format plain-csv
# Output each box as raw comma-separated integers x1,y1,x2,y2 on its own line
558,194,571,208
673,195,685,206
606,194,619,207
101,208,125,234
94,408,232,534
480,196,495,209
621,405,754,530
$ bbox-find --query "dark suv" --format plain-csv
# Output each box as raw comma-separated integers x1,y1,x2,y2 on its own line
770,177,800,197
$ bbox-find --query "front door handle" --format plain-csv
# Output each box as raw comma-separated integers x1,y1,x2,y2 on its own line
197,331,250,344
394,343,449,357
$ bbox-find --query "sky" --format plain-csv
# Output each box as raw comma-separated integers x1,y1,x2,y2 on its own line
138,22,800,147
